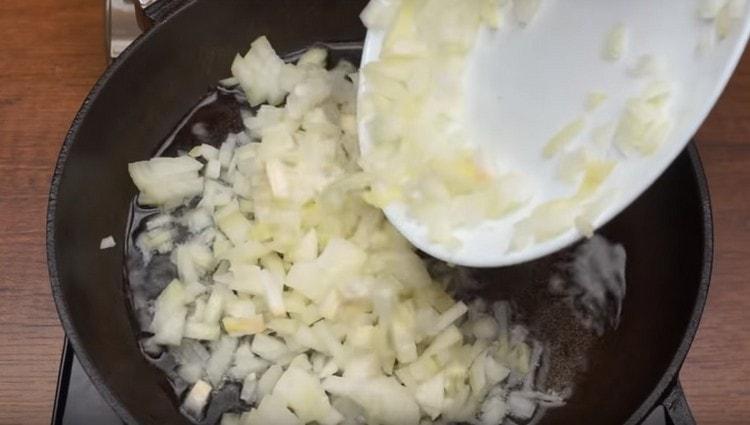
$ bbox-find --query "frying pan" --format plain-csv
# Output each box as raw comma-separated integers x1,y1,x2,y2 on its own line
46,1,712,424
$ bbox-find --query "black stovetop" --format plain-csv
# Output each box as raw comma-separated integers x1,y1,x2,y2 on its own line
52,339,124,425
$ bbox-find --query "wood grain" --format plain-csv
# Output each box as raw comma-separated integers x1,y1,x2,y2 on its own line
0,1,105,424
0,2,748,425
685,46,750,425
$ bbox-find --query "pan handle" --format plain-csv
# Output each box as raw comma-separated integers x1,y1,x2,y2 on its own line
134,0,188,30
660,380,696,425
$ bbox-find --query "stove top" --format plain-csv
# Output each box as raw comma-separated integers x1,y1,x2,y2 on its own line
52,339,123,425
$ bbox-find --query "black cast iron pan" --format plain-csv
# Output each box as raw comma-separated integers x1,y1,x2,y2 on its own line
47,1,712,424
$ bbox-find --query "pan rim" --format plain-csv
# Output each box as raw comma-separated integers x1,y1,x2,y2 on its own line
622,143,713,425
46,1,198,424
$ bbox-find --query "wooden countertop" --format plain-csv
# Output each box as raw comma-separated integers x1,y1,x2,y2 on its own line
0,1,748,424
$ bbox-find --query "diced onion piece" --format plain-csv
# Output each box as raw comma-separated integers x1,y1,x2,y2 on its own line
274,367,339,424
698,0,724,19
243,394,302,425
513,0,541,25
128,157,204,206
629,55,663,79
231,37,288,106
288,354,313,371
512,199,578,250
99,236,116,250
481,0,507,29
343,355,380,379
318,289,343,320
240,373,259,404
312,320,346,365
469,353,488,394
265,159,290,199
215,201,252,245
190,144,219,160
614,81,673,156
322,376,420,425
258,269,286,316
183,380,212,418
472,316,500,340
428,302,468,336
575,215,595,238
478,393,508,425
298,47,328,67
257,365,285,399
574,157,616,199
423,325,463,356
414,372,444,419
557,148,590,183
230,343,270,379
149,279,188,346
484,355,511,385
508,391,537,419
288,229,318,263
206,336,238,386
206,159,221,179
716,2,735,39
225,298,256,318
697,26,718,55
222,315,265,337
266,318,300,336
287,238,366,302
603,24,628,62
219,77,240,88
543,117,586,158
185,322,221,341
361,0,402,30
585,92,607,111
251,334,290,362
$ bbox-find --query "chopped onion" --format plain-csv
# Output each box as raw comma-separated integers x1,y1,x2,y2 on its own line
243,394,302,425
698,0,725,19
585,92,608,111
628,54,663,78
508,391,537,419
149,280,188,346
603,23,628,62
206,336,238,386
183,379,212,418
615,81,673,156
543,117,586,158
513,0,541,25
257,365,284,399
360,0,402,29
222,315,265,337
129,34,564,425
99,236,116,250
128,157,204,206
360,0,532,246
274,367,339,423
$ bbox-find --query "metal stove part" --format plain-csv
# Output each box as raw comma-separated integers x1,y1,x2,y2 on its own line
53,339,123,424
105,0,142,61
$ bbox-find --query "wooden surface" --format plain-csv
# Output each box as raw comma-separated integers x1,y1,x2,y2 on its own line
0,1,748,424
